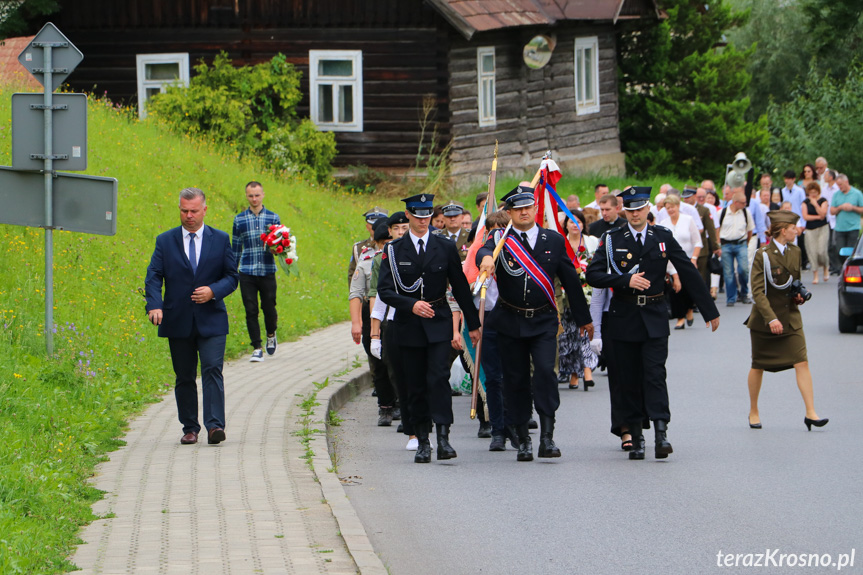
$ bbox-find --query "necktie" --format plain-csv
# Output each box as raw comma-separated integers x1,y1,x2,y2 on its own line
521,232,530,249
189,232,197,274
636,232,643,246
417,238,425,265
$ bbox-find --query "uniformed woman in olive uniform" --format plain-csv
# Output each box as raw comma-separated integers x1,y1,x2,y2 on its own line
746,210,828,431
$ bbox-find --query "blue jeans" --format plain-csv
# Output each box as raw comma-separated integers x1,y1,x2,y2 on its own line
722,241,749,303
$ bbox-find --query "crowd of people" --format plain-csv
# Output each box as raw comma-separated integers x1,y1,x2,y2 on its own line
345,155,855,463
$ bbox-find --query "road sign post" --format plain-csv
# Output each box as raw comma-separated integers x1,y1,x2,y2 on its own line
3,22,117,355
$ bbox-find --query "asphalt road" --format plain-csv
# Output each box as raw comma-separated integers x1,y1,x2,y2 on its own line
332,279,863,575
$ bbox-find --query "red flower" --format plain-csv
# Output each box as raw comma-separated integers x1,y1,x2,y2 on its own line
260,233,267,241
578,245,586,253
285,258,293,265
275,245,284,254
282,238,290,246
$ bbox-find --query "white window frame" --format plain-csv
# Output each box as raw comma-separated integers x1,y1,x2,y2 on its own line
136,53,190,119
574,37,600,116
309,50,363,132
476,46,496,127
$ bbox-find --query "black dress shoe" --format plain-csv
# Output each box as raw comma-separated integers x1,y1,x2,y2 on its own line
804,417,829,431
629,424,645,460
674,324,685,330
505,425,519,449
392,407,401,421
528,418,538,430
207,428,226,445
584,379,594,390
748,416,762,429
436,424,457,460
477,422,492,438
397,423,404,433
489,435,506,451
654,420,673,459
686,317,694,326
537,415,561,458
516,424,533,461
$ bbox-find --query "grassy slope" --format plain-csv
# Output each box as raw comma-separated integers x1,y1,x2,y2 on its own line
0,89,404,574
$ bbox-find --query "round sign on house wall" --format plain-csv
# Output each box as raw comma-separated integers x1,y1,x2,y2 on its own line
523,35,555,69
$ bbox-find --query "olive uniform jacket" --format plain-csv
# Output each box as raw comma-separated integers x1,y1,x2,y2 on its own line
433,227,471,261
745,241,803,333
347,237,375,285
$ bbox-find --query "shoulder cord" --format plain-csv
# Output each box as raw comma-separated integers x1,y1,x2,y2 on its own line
606,233,625,276
387,242,423,294
762,249,793,291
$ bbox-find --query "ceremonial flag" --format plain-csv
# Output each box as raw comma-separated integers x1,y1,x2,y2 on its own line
463,186,496,284
533,156,579,262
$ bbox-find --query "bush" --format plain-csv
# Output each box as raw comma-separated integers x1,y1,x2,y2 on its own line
765,61,863,183
341,164,388,194
147,53,335,182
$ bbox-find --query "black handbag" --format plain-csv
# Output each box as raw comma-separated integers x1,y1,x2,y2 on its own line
708,254,722,275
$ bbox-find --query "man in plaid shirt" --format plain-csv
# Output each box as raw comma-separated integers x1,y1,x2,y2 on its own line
232,181,281,362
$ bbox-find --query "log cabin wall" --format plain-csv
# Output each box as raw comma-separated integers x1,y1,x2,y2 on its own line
448,23,625,181
51,0,450,168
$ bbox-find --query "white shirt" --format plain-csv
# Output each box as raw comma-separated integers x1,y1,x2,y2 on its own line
821,182,839,229
513,224,539,249
183,225,205,268
408,229,431,254
656,203,704,230
370,293,396,322
657,213,702,258
718,207,754,241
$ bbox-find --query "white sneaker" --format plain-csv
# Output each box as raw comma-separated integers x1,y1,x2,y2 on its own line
265,334,277,356
250,349,264,362
405,437,418,451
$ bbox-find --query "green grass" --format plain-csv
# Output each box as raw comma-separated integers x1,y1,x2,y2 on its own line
0,85,406,574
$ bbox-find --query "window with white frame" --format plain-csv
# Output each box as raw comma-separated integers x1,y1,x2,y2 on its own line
477,47,496,127
574,37,600,115
309,50,363,132
136,53,190,119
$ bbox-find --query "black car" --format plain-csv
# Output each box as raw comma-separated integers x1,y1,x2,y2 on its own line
838,236,863,333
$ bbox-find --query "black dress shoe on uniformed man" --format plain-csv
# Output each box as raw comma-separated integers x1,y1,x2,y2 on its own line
516,424,533,462
629,424,645,460
654,420,673,459
414,430,432,463
477,421,492,438
537,414,561,458
436,424,457,460
505,425,519,449
489,435,506,451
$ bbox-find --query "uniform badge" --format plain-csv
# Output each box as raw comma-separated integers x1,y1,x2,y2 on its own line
662,252,667,258
381,252,387,260
621,261,628,268
626,253,632,260
353,270,360,279
420,194,426,202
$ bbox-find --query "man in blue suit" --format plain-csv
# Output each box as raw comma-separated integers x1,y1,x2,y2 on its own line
146,187,239,445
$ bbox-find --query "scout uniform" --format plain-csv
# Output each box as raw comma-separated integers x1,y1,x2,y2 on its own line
433,200,471,261
476,186,592,462
377,194,481,464
586,186,720,460
347,206,388,285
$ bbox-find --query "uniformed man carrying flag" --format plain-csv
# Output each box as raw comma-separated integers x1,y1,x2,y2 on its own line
586,186,720,460
378,194,481,464
477,185,593,462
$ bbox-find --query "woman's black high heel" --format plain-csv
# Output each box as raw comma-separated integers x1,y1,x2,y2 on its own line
804,417,829,431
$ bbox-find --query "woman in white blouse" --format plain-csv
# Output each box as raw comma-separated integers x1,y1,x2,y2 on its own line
660,195,702,329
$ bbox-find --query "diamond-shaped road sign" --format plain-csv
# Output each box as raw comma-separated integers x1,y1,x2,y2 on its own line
18,22,83,92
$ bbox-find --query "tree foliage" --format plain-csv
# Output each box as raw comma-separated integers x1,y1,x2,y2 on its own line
765,61,863,184
617,0,767,180
0,0,58,40
147,52,337,183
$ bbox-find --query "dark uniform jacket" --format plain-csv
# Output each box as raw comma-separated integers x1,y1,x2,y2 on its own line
696,203,719,255
477,227,591,338
377,233,480,346
433,227,470,261
746,242,803,333
586,225,719,341
588,217,627,238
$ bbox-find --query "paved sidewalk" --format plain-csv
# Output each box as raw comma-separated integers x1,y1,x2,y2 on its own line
70,322,376,575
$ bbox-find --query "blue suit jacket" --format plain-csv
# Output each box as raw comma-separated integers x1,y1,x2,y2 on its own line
145,225,239,338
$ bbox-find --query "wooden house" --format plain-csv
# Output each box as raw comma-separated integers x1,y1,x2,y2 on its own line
45,0,659,181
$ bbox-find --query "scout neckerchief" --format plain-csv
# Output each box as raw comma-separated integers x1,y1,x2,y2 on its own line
500,231,557,310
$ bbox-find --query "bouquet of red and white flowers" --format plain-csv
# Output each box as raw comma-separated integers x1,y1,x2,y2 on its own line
261,224,299,277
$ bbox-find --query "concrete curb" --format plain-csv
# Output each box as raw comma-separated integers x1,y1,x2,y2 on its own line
310,366,388,575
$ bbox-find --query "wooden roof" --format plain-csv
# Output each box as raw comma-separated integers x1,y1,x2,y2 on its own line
426,0,659,39
0,36,42,89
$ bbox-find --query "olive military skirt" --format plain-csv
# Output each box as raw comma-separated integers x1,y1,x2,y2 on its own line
750,328,808,372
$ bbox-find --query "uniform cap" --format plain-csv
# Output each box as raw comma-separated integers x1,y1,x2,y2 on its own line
767,210,800,227
619,186,652,210
401,193,435,218
501,185,536,210
363,206,389,224
441,200,465,217
681,186,697,198
373,220,392,242
387,211,409,227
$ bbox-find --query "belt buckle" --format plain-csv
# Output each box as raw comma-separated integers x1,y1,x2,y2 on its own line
525,309,534,318
637,295,647,306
